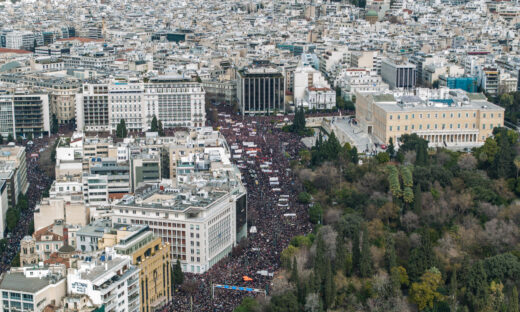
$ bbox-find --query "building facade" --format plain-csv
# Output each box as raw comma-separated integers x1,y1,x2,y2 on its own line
381,59,417,89
355,88,505,148
237,67,285,115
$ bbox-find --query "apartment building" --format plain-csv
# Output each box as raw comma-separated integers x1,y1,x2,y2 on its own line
4,31,35,51
0,181,8,239
0,265,66,312
99,225,171,312
67,251,140,312
77,76,206,133
110,131,246,273
355,88,504,148
0,146,28,198
0,91,50,138
480,67,499,97
0,74,81,125
336,69,389,101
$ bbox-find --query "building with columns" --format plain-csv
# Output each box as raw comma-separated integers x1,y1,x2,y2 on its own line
355,88,504,148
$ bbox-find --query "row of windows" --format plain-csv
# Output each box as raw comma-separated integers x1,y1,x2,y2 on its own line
389,112,502,120
389,123,501,131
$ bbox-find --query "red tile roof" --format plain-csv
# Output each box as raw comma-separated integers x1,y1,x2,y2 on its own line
0,48,32,54
57,37,104,43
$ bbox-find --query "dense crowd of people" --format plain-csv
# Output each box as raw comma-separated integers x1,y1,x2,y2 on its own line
0,133,58,273
164,108,314,311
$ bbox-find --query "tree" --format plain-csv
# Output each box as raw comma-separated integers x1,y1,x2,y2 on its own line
235,297,260,312
466,260,488,311
116,119,128,138
323,258,335,309
270,291,299,312
151,115,159,132
413,184,422,214
173,259,184,287
290,257,299,283
158,120,164,136
376,152,390,164
409,268,444,311
387,138,395,158
7,133,13,143
51,114,58,134
450,269,458,311
408,231,436,281
26,132,33,141
359,226,373,278
352,228,361,274
309,203,322,224
298,192,312,204
508,286,519,312
6,208,19,232
11,252,20,267
384,236,396,272
0,135,4,145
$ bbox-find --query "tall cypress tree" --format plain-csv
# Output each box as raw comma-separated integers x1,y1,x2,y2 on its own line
322,258,335,310
413,184,422,214
384,236,396,272
467,261,488,311
388,137,395,158
335,235,347,273
509,286,519,312
291,257,299,283
352,229,361,275
359,226,373,278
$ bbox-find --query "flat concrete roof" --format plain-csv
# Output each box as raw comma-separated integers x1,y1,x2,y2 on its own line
0,272,61,294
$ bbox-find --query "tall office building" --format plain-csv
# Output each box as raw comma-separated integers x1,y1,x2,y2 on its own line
0,91,50,138
381,58,417,89
237,67,285,115
76,83,110,132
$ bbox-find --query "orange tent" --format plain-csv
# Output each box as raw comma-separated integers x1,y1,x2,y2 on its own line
243,276,253,282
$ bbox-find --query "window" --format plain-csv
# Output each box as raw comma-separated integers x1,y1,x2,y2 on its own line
465,123,468,128
405,115,408,120
450,124,453,129
442,124,445,129
483,124,486,129
491,113,494,118
411,125,414,130
490,124,493,128
389,126,392,131
466,113,469,117
427,114,431,118
427,124,430,129
458,113,461,118
397,115,400,120
442,113,445,118
419,125,422,130
483,113,486,118
435,124,438,129
397,126,400,131
420,114,423,118
405,126,408,130
412,114,415,118
457,124,460,129
2,292,7,299
435,114,438,118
